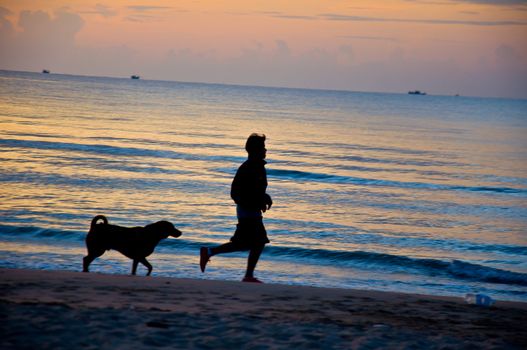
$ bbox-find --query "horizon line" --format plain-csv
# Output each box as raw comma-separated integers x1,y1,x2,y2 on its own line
1,68,525,101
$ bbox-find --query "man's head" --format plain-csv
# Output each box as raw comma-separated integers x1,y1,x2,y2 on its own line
245,133,266,159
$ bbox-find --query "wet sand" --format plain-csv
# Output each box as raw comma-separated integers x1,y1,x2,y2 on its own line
1,268,526,349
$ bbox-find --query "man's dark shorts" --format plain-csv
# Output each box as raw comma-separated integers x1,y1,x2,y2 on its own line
230,217,269,249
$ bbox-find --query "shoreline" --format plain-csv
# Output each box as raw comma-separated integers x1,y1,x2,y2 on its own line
2,268,526,349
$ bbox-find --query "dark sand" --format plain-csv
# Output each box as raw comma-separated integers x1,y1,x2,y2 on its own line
1,268,526,349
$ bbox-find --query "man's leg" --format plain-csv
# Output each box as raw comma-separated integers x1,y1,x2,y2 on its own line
245,244,264,279
211,242,240,255
200,242,245,272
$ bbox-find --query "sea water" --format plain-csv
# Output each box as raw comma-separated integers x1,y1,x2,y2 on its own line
1,70,526,301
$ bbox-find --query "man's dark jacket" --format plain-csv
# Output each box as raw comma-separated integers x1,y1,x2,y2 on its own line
231,158,268,211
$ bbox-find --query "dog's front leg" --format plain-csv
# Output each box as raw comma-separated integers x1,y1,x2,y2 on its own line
138,258,153,276
132,259,139,275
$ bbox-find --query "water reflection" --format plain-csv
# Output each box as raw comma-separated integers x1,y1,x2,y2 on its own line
1,71,526,299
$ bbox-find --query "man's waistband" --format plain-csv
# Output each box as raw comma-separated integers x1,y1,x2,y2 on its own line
236,205,262,219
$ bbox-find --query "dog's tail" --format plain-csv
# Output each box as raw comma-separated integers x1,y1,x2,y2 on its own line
91,215,108,229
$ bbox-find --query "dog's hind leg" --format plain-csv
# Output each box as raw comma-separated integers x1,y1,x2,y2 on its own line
132,258,153,276
143,258,153,276
132,259,139,275
83,249,104,272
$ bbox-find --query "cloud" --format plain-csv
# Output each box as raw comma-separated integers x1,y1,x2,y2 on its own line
136,37,527,99
125,5,173,22
0,9,84,71
145,41,358,91
0,6,525,99
18,10,84,46
495,44,523,66
0,7,14,37
95,4,117,18
128,6,172,12
267,13,317,20
275,40,290,57
0,6,12,16
255,11,317,20
339,35,399,42
257,10,527,26
124,14,158,22
405,0,527,4
81,4,117,18
337,45,354,65
320,13,527,26
451,0,527,5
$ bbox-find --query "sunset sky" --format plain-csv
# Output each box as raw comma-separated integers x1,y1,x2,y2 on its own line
0,0,526,98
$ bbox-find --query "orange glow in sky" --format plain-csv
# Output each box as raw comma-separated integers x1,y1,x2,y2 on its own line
0,0,526,98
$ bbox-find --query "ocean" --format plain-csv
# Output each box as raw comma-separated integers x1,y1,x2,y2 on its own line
1,70,526,302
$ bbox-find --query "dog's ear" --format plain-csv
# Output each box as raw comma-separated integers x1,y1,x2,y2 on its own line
147,221,181,238
159,221,181,238
152,221,174,230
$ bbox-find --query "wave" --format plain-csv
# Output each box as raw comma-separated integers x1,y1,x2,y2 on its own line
289,139,436,157
2,224,526,286
3,138,525,196
0,138,244,164
0,225,81,240
268,169,527,195
275,145,461,168
0,170,174,190
259,245,527,287
4,223,526,257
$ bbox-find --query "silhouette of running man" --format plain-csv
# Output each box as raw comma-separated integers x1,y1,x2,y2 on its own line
200,133,272,283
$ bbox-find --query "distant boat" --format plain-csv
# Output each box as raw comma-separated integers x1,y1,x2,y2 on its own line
408,90,426,95
42,69,50,74
131,75,140,80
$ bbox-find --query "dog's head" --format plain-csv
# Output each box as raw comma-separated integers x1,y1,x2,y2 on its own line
149,221,182,238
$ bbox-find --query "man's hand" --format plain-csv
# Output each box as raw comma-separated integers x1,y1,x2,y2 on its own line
262,194,273,212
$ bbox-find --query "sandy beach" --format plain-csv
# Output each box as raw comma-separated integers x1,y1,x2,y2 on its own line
1,268,526,349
